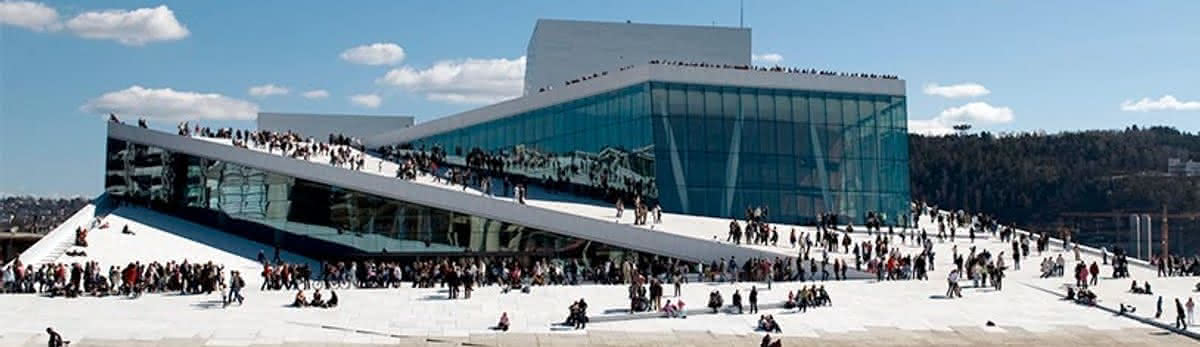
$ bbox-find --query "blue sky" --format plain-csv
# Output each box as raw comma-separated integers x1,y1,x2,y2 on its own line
2,1,1198,197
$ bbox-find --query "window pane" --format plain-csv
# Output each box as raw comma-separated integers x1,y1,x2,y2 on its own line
652,85,668,116
740,90,757,120
825,96,841,126
686,117,705,151
706,117,729,153
892,97,907,128
705,88,722,118
794,122,812,158
668,87,686,116
757,93,774,120
859,99,875,129
776,93,792,122
777,121,795,156
792,94,809,123
843,97,858,126
778,155,796,188
723,88,739,119
759,120,776,154
688,88,704,118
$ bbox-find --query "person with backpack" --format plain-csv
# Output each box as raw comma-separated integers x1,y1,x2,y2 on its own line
228,271,245,306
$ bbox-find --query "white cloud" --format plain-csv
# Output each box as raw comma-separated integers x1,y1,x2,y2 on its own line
937,102,1013,124
0,3,187,45
64,5,188,46
909,102,1014,135
751,53,784,64
1120,95,1200,112
302,89,330,99
340,43,406,66
0,1,60,31
248,84,289,97
908,119,955,136
81,85,259,121
922,82,990,98
349,93,381,108
378,56,525,104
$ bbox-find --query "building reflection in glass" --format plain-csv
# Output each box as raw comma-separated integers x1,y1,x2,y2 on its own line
105,138,676,266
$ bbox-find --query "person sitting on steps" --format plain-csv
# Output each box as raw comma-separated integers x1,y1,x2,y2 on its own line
495,312,510,331
292,290,308,307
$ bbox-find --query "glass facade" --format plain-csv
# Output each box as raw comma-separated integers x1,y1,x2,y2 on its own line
104,138,673,264
410,81,910,225
649,82,910,225
415,84,657,200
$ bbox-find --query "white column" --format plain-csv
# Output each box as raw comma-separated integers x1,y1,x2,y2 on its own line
1142,214,1153,259
1131,214,1140,259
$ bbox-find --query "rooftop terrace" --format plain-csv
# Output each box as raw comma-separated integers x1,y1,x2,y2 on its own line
3,198,1197,346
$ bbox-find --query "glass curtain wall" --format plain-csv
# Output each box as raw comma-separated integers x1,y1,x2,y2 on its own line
105,138,669,264
649,82,909,225
411,84,656,200
404,81,909,225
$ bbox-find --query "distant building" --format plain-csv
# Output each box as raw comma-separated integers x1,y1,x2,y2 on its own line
1168,158,1200,176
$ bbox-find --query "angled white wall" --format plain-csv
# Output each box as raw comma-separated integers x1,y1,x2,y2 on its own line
109,123,790,264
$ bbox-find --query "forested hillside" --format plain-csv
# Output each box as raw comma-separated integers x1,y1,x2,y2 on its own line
908,126,1200,228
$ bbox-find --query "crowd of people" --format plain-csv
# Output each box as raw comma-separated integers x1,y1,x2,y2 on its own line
302,256,695,299
615,195,661,226
526,56,901,97
1109,248,1133,278
27,119,1200,337
532,68,619,94
648,59,900,80
704,256,798,284
1,258,232,300
380,145,443,181
259,261,315,291
291,288,338,308
783,285,832,312
1064,285,1098,305
1155,254,1200,277
178,122,368,171
725,206,778,246
910,201,1200,333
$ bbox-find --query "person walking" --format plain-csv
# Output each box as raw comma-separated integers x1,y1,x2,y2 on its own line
1089,262,1100,287
649,280,663,310
228,270,245,306
672,271,682,297
1188,298,1196,325
1177,298,1188,330
1156,296,1164,319
733,290,744,314
749,286,759,314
